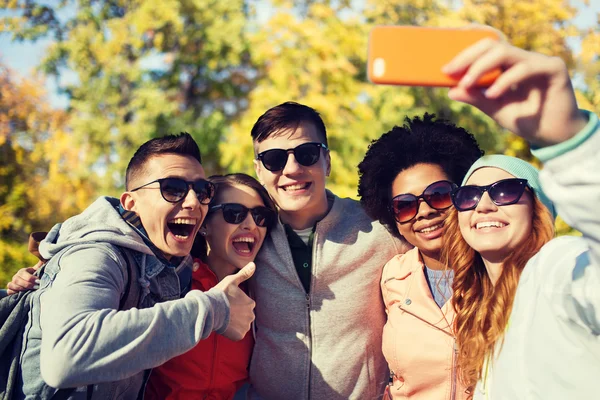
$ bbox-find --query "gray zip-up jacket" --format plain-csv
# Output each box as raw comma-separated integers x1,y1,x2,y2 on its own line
18,197,230,399
248,191,410,400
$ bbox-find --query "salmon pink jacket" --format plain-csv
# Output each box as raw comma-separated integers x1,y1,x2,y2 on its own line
145,259,254,400
381,247,469,400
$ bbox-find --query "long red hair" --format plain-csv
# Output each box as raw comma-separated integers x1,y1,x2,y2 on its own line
442,194,554,396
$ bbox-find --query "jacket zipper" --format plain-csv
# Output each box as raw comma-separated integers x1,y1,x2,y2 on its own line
279,224,312,400
305,225,320,400
398,305,457,399
450,340,458,400
306,293,312,400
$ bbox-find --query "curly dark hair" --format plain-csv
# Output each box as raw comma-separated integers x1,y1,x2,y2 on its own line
357,113,483,238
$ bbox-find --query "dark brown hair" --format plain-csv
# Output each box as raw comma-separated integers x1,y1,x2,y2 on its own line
191,173,277,261
251,101,327,146
209,173,276,213
125,133,201,190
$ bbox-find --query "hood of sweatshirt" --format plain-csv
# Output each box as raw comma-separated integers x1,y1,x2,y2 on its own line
39,196,154,260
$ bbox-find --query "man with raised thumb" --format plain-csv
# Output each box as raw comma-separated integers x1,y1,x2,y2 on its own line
16,133,256,399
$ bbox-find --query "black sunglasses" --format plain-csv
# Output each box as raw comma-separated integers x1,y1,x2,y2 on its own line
390,180,457,223
209,203,276,228
256,142,328,172
452,178,529,212
131,177,215,205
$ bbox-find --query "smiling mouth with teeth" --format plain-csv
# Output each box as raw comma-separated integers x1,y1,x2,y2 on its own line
282,182,311,191
167,217,197,240
417,223,443,234
232,237,256,254
476,221,507,229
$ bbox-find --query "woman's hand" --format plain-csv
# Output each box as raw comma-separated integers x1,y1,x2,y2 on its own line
443,37,588,146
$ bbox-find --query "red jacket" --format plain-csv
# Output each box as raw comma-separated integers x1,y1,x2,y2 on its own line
145,259,254,400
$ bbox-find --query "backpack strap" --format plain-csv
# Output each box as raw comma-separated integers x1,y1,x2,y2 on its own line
50,384,93,400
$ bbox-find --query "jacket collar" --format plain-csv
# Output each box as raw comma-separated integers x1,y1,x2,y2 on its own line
393,248,456,335
118,204,185,269
192,259,218,291
269,190,337,266
191,259,250,295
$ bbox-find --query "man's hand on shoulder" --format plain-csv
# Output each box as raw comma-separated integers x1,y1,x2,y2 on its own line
6,261,43,295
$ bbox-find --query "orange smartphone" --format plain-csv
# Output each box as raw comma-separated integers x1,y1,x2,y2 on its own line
368,26,502,87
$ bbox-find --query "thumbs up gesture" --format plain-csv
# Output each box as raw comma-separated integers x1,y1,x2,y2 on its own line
215,262,257,341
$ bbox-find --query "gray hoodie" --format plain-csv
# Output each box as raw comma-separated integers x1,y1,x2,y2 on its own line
19,196,229,399
248,191,410,400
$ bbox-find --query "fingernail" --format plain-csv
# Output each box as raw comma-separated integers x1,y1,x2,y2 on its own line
35,279,40,284
33,285,40,290
461,75,474,87
484,86,498,98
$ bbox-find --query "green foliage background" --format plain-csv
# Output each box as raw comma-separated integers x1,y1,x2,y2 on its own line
0,0,598,284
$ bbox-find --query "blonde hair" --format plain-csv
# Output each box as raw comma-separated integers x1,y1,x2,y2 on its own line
442,194,554,396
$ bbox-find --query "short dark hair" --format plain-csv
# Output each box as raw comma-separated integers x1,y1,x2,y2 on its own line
191,173,277,261
251,101,328,146
125,133,202,190
357,113,483,238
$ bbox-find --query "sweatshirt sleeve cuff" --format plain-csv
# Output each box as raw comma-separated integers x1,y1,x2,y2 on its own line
531,110,599,163
185,287,231,337
204,288,230,335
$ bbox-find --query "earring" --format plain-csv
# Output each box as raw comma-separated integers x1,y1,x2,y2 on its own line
199,231,207,236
